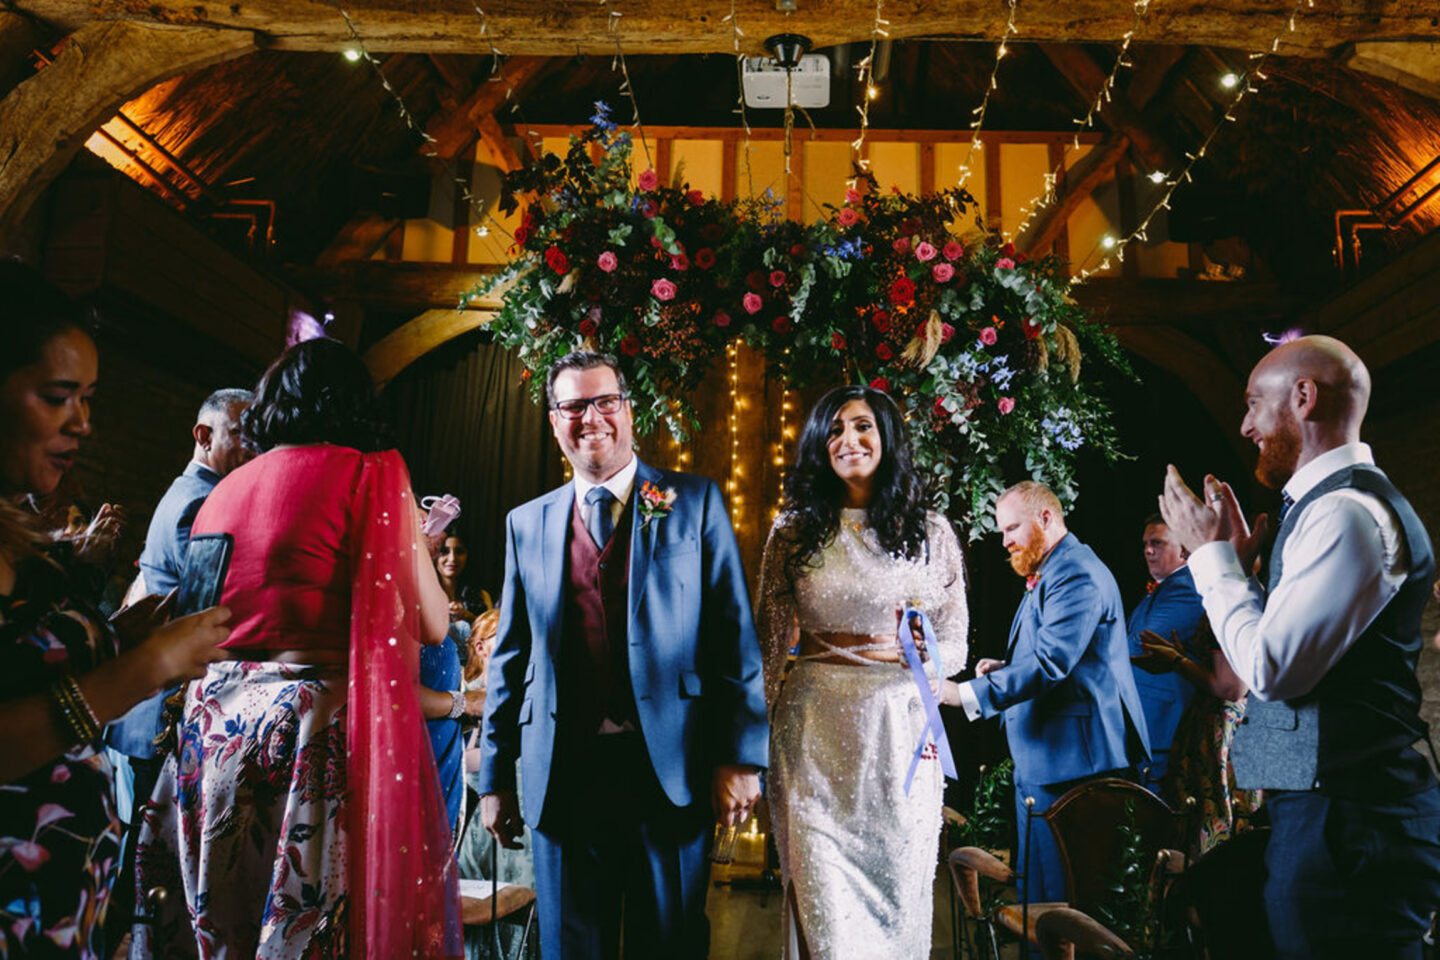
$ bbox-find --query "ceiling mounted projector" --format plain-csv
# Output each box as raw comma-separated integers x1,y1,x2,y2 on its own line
741,53,831,109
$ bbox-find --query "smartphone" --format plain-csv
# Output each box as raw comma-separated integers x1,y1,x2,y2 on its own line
176,533,234,616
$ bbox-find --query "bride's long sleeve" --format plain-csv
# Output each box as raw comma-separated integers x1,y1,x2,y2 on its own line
927,514,970,675
757,517,800,710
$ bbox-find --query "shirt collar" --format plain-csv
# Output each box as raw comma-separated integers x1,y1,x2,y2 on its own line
573,454,638,508
1282,442,1373,504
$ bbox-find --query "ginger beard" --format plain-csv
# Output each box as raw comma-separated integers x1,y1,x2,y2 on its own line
1254,410,1302,490
1007,519,1047,578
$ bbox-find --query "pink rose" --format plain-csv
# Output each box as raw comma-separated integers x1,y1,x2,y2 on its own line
893,237,911,255
838,206,859,227
597,250,618,273
916,241,937,262
769,270,787,288
637,168,659,191
743,292,763,314
940,323,955,343
979,326,998,346
943,241,964,261
670,252,690,272
996,257,1016,270
845,187,862,204
932,263,955,283
713,310,732,328
998,397,1016,415
651,278,677,301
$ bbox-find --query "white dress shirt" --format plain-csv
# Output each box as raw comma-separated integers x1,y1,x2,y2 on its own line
1187,442,1408,702
572,454,638,532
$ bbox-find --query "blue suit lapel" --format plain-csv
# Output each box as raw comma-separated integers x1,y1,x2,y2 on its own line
628,459,661,625
540,485,575,661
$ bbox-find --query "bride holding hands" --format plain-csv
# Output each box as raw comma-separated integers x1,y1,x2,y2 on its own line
758,384,970,959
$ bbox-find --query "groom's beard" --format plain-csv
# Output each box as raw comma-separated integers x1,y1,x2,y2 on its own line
1254,415,1301,490
1007,522,1047,578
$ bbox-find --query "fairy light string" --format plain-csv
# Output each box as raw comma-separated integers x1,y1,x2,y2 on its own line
849,0,888,175
339,9,435,146
1009,0,1152,242
956,0,1017,188
1068,0,1314,285
722,0,756,197
601,1,654,172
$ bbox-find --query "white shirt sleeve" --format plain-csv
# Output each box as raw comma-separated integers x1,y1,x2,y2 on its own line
1187,490,1407,702
957,679,983,721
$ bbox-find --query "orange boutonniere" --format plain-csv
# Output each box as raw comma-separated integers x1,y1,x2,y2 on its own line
1145,579,1158,594
637,481,677,527
1025,574,1040,592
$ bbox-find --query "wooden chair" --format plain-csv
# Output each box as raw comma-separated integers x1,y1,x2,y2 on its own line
949,778,1184,960
1035,906,1135,959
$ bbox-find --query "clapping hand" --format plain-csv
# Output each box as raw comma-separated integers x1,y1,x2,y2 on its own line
1131,629,1188,675
1160,467,1269,572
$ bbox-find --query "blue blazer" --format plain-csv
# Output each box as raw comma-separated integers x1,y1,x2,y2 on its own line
107,461,220,758
972,534,1150,787
478,460,769,827
1126,566,1205,760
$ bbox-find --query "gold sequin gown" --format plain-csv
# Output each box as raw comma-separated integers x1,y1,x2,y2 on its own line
758,509,969,959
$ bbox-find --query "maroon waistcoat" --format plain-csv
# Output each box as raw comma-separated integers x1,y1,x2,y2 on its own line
560,495,635,737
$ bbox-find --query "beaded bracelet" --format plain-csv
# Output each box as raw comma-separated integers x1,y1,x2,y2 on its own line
447,689,466,720
51,675,101,746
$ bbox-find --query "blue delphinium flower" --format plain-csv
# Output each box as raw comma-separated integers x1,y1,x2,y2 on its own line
590,101,617,133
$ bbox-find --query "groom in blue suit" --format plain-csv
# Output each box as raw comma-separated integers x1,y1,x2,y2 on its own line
949,481,1150,906
478,351,768,959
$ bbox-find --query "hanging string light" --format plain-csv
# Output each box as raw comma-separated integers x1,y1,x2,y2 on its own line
600,1,654,171
722,0,756,198
773,348,793,525
727,342,743,532
956,0,1018,189
1008,0,1152,242
849,0,889,176
1069,0,1314,285
338,10,435,145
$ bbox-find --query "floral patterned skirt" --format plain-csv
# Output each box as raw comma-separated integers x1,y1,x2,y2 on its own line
131,661,349,959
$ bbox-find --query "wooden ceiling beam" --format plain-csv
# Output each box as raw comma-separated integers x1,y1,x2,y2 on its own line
1041,43,1179,174
424,55,549,160
314,214,401,267
19,1,1440,56
287,260,504,312
0,20,256,246
363,307,494,387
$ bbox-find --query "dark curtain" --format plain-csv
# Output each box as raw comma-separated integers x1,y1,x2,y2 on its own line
383,331,565,603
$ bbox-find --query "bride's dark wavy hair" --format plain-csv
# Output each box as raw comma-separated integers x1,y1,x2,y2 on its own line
780,384,929,583
243,338,393,453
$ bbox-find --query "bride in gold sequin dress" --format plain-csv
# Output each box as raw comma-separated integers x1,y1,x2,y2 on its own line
758,385,969,959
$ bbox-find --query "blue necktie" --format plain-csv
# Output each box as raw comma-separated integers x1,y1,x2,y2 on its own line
585,487,616,549
1278,491,1296,526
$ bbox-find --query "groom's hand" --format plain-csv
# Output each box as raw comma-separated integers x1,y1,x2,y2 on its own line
712,764,761,827
480,790,524,850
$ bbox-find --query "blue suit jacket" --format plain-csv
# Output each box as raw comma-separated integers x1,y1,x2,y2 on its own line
107,461,219,757
478,460,769,827
1125,566,1205,760
973,534,1151,787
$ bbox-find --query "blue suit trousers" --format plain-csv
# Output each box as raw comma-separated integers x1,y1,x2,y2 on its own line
1264,786,1440,960
531,732,711,960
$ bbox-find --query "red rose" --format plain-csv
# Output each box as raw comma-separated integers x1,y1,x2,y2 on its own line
889,277,916,307
790,244,806,258
545,246,569,274
934,397,948,416
943,241,963,261
651,236,663,249
513,224,531,245
701,223,724,242
641,199,659,219
940,323,955,343
695,248,717,269
620,335,641,356
893,237,911,255
1023,316,1042,340
713,310,732,328
876,343,893,361
769,270,787,288
670,252,690,272
900,217,920,235
1016,251,1029,263
831,331,846,351
871,310,891,333
870,377,891,393
772,316,793,335
746,270,767,293
579,317,598,337
1001,241,1017,258
687,189,705,205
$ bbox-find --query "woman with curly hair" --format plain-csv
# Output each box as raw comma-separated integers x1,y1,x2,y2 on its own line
133,338,460,959
757,384,969,959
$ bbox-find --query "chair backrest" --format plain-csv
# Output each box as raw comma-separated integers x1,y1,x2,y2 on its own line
1042,778,1182,917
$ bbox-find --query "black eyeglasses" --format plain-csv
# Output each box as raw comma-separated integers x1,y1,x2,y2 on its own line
551,393,628,418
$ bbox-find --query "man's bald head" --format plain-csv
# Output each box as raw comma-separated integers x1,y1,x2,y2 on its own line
1242,335,1369,486
1253,335,1370,429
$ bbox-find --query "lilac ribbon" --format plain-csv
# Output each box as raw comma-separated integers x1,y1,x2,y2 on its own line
899,606,958,794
